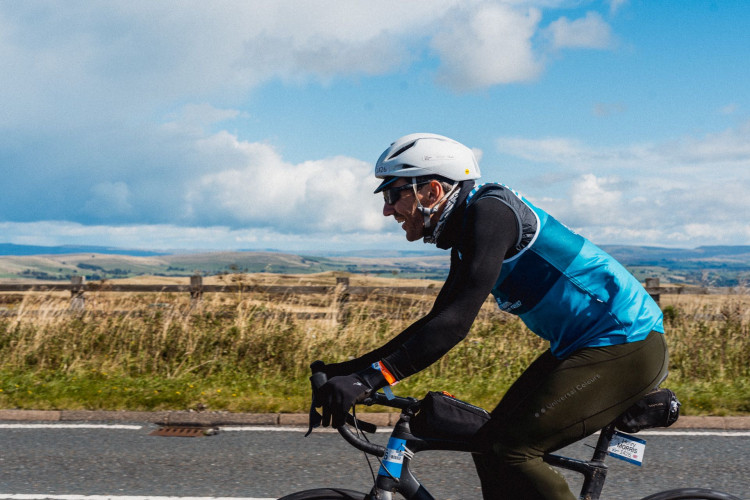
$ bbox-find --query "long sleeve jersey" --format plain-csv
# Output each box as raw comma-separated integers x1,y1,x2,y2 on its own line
337,181,663,382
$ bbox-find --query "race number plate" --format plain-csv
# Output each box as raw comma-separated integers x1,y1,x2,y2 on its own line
608,431,646,466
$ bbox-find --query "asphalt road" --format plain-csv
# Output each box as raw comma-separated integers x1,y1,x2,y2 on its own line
0,423,747,499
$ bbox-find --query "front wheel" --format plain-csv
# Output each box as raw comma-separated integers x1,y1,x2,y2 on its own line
278,487,369,499
639,488,743,500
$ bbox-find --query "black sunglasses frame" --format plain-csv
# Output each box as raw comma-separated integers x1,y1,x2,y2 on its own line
383,181,430,205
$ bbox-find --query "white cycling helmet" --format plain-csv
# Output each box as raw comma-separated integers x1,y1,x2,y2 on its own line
374,133,481,193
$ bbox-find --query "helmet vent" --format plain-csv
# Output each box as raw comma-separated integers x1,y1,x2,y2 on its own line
387,141,417,160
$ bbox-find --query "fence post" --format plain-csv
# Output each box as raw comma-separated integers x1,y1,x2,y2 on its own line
335,276,350,326
645,277,660,307
190,274,203,305
70,275,86,311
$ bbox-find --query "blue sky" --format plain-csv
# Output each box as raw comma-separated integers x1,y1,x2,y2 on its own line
1,1,748,253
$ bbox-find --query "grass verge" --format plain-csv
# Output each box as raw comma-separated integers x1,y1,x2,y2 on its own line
0,290,748,415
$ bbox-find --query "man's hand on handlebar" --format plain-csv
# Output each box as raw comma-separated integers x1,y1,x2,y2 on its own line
319,374,374,427
308,360,389,429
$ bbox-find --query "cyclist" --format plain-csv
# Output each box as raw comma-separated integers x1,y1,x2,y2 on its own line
316,133,668,500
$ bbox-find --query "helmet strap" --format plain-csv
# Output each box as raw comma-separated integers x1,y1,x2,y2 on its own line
412,177,459,232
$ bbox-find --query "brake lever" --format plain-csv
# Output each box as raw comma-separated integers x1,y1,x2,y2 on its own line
305,405,322,437
305,368,328,437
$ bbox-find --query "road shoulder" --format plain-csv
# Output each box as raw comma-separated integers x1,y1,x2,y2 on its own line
1,409,749,429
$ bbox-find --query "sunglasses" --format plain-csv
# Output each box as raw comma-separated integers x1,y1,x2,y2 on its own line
383,181,430,205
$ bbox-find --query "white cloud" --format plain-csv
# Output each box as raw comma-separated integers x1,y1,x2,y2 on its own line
0,1,619,129
497,121,750,174
0,220,410,253
0,1,453,122
183,135,385,233
570,173,622,212
431,4,544,90
0,1,585,232
0,1,624,130
609,0,629,15
7,1,745,253
662,121,750,165
545,12,614,50
496,121,750,246
164,104,244,132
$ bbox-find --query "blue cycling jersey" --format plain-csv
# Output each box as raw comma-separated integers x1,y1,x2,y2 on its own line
467,184,664,358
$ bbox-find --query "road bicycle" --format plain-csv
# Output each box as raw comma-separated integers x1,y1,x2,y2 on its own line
279,371,743,500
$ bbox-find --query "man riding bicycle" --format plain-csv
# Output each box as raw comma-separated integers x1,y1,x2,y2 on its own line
316,133,668,500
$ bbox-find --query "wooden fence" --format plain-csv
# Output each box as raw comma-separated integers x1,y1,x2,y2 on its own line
0,275,714,311
0,275,436,321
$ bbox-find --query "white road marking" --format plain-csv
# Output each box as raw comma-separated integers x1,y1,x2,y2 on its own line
1,426,746,500
635,430,750,437
0,496,275,500
218,425,356,432
0,424,143,430
1,423,748,437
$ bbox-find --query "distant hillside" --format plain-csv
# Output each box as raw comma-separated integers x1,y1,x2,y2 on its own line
0,243,748,286
600,245,750,265
0,249,451,281
600,245,750,286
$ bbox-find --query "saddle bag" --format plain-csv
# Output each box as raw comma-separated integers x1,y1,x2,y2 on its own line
615,388,681,433
410,391,491,441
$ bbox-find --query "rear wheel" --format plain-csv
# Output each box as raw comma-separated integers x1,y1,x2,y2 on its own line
639,488,743,500
278,487,369,499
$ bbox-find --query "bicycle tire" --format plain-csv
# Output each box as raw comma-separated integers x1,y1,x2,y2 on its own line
639,488,743,500
278,487,369,499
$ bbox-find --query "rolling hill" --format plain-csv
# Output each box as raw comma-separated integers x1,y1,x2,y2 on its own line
1,243,748,286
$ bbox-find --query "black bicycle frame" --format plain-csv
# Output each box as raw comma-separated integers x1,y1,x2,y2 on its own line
544,423,618,499
312,371,621,500
338,397,622,500
339,404,489,500
305,372,740,500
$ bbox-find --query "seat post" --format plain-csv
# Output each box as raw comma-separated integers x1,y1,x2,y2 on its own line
591,423,617,462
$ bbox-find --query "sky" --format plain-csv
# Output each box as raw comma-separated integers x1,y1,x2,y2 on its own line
1,0,749,254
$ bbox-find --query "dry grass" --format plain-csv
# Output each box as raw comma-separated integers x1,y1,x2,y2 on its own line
658,293,750,414
0,275,747,414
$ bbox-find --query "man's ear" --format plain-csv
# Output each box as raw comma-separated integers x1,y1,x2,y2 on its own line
424,180,444,206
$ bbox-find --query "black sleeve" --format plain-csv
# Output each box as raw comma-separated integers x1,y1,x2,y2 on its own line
375,197,520,380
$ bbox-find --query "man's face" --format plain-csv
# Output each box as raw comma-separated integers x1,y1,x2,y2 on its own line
382,179,429,242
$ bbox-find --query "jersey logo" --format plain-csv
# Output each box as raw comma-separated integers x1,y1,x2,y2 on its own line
496,299,522,312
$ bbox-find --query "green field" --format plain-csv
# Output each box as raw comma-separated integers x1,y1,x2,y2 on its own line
1,280,748,416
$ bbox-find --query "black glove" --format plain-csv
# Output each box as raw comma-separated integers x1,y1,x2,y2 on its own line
308,360,347,408
320,366,387,428
307,360,351,435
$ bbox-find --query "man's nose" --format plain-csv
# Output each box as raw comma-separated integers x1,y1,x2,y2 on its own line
383,202,395,216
